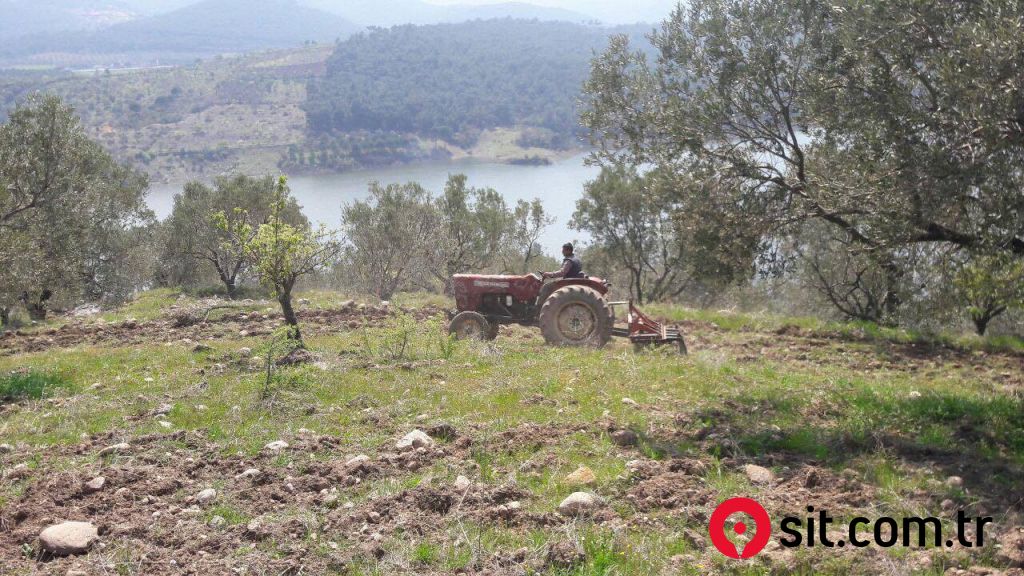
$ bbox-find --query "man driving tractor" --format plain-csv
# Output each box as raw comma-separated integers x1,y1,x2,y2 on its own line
542,242,584,280
447,240,685,351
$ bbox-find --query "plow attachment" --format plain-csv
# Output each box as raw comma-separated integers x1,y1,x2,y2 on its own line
610,301,688,354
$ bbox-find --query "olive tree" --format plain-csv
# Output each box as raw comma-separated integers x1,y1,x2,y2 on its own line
502,198,554,274
954,253,1024,335
216,176,340,345
582,0,1024,319
163,175,306,297
0,94,152,320
340,181,438,299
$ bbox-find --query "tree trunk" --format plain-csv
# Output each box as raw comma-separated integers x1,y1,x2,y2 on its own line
278,290,302,345
224,277,237,300
0,307,9,328
880,260,903,326
21,289,52,321
973,315,990,336
972,305,1005,336
633,269,644,305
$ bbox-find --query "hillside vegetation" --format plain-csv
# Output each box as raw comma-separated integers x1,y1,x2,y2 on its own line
0,46,329,182
0,19,627,181
307,20,648,149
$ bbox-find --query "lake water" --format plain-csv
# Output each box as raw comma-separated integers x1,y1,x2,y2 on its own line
147,153,599,253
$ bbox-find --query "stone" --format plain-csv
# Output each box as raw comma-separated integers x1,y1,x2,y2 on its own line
621,397,638,406
192,344,213,353
743,464,775,485
238,347,253,358
941,499,956,512
196,488,217,504
83,477,106,493
154,403,173,416
208,515,227,528
38,522,98,556
557,492,603,516
0,443,13,453
946,476,964,489
98,442,130,456
610,429,639,447
158,421,173,429
346,455,371,467
321,489,340,507
427,423,458,440
564,466,597,486
396,430,434,451
236,468,261,480
454,475,472,491
264,440,289,451
114,487,132,499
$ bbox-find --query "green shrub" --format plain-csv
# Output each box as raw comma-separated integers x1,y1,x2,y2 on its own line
0,371,71,404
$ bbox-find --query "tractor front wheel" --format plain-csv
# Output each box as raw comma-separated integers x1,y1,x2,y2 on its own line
449,311,496,341
538,286,613,347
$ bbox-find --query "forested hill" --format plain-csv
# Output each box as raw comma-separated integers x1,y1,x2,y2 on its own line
305,19,649,148
1,0,359,65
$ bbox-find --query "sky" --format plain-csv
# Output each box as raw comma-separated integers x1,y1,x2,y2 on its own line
423,0,682,23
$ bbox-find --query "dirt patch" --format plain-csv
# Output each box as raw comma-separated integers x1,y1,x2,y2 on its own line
0,304,446,356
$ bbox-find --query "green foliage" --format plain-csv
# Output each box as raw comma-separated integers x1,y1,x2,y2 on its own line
215,176,341,342
573,166,756,304
340,181,437,299
412,541,440,566
954,253,1024,335
359,312,418,362
257,325,304,402
278,132,431,173
163,174,307,296
0,94,153,318
339,174,552,298
307,20,649,146
0,371,71,404
582,0,1024,324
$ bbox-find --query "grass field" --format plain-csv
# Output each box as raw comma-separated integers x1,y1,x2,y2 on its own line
1,289,1022,575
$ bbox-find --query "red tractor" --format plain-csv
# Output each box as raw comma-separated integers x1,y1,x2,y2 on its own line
448,272,687,352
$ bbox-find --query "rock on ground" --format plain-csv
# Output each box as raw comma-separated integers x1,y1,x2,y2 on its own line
235,468,261,480
83,477,105,493
558,492,603,516
196,488,217,504
264,440,289,451
454,475,472,491
345,455,371,467
38,522,98,556
610,429,639,447
564,466,597,486
98,443,130,456
743,464,775,484
396,430,434,451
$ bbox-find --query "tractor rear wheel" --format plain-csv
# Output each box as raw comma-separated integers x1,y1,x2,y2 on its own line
538,286,613,347
449,311,494,341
